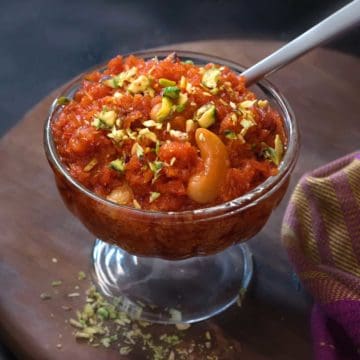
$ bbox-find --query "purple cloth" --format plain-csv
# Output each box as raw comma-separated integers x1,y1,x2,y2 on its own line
282,151,360,359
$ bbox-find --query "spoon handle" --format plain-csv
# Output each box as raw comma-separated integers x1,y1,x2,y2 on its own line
242,0,360,85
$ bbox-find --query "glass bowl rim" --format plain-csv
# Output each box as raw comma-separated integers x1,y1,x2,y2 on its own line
44,49,299,219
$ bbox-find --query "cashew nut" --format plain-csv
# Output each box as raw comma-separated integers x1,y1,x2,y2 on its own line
187,128,229,204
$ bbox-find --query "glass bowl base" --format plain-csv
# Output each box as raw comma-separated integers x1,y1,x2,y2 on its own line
91,239,253,324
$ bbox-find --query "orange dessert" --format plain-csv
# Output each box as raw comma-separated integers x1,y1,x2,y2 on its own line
52,53,286,212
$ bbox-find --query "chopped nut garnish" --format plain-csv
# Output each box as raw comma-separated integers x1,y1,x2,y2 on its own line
240,99,256,108
257,99,269,108
67,292,81,298
133,199,141,209
77,271,86,281
169,129,188,141
83,158,98,172
175,323,191,331
149,192,161,203
57,96,70,106
40,292,51,300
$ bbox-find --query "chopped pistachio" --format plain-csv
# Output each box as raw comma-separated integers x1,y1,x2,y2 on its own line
119,346,133,355
109,159,126,173
224,130,237,140
240,119,255,137
149,160,163,183
169,308,182,322
195,103,216,128
127,75,151,94
134,143,144,159
202,67,221,89
40,292,51,300
83,158,98,172
182,60,194,65
154,140,160,155
126,128,137,140
163,86,180,99
274,134,284,165
133,199,141,209
69,318,84,329
78,271,87,281
159,78,176,87
169,157,176,166
230,113,237,123
240,100,257,108
57,96,70,106
176,92,188,113
149,160,163,173
67,292,80,298
75,331,91,340
154,97,173,122
143,119,163,129
179,76,187,89
202,91,212,97
138,128,158,143
257,99,269,108
51,280,62,287
149,192,160,203
107,128,128,143
237,287,247,307
229,101,236,109
175,323,191,331
97,307,109,320
169,129,188,141
92,108,117,129
186,82,193,93
103,67,137,88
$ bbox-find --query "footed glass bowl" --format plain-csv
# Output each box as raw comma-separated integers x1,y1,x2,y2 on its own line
44,50,299,323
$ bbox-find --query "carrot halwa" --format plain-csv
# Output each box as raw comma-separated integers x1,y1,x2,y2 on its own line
52,53,286,212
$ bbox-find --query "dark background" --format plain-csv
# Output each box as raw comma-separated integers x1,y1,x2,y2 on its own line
0,0,359,139
0,0,358,358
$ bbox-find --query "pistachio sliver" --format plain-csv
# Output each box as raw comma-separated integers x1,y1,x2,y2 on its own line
274,134,284,165
109,159,125,172
92,108,117,129
127,75,151,94
163,86,180,99
176,92,188,112
195,103,216,128
159,78,176,87
151,97,173,122
57,96,70,106
202,68,221,89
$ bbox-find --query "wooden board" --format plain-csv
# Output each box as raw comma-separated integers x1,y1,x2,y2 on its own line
0,39,359,359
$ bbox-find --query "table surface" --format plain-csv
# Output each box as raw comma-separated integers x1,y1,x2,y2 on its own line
0,39,359,360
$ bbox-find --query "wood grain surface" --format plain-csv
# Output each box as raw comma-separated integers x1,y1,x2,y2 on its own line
0,39,359,360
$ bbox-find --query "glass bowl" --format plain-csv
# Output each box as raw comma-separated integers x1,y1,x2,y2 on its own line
44,50,299,323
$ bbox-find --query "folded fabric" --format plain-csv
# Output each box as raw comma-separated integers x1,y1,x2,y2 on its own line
282,152,360,360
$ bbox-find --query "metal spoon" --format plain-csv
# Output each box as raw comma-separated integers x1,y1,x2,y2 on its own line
242,0,360,85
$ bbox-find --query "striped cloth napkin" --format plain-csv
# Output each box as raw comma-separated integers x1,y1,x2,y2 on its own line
282,152,360,360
